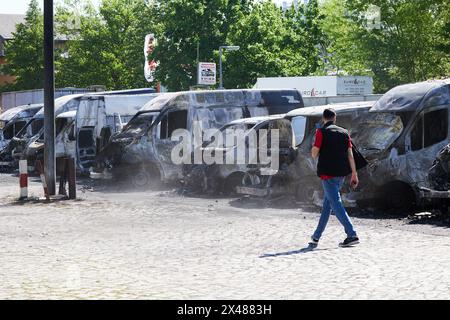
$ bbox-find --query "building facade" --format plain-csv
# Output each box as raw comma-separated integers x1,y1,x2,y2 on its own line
0,14,26,86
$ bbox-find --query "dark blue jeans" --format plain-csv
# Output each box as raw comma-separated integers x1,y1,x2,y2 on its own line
312,177,357,240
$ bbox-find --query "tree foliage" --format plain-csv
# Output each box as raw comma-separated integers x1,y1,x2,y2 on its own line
150,0,251,91
1,0,44,91
345,0,450,92
57,0,154,90
223,0,325,88
1,0,449,93
318,0,369,76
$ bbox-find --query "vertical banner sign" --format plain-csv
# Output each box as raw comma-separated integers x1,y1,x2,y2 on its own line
144,34,158,82
198,62,217,86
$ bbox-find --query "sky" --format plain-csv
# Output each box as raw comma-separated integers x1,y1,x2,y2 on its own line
1,0,286,15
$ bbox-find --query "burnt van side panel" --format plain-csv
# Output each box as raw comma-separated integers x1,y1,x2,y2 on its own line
404,106,450,187
360,85,450,205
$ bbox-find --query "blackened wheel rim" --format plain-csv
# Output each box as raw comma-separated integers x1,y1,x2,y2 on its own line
132,170,151,188
384,183,415,212
223,174,244,196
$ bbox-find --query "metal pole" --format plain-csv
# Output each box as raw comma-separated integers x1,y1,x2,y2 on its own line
68,157,77,200
44,0,56,195
196,42,200,85
219,46,223,89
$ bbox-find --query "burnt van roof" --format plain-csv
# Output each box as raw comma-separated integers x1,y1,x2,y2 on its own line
370,79,450,113
139,89,304,113
0,103,43,122
285,101,374,118
226,114,287,126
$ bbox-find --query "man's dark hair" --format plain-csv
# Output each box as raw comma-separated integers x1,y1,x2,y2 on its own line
323,108,336,120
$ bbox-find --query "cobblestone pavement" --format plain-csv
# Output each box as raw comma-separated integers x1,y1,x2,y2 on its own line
0,174,449,299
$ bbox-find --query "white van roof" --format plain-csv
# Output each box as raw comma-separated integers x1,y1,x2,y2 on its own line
0,103,43,122
139,89,303,113
56,110,77,119
34,93,85,118
286,101,374,118
226,114,287,126
34,92,159,119
103,94,159,115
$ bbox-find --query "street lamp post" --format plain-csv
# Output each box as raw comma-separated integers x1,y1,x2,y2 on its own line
218,46,240,89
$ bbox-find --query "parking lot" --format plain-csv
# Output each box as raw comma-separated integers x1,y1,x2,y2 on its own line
0,173,449,299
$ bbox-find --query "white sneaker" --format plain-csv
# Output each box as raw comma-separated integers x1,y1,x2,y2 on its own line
308,237,319,248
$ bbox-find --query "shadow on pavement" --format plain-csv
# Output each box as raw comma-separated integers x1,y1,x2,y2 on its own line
259,244,337,258
229,195,314,211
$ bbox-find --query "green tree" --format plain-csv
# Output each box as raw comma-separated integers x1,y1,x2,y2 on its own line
318,0,370,76
57,0,154,90
151,0,251,91
1,0,44,91
223,1,292,88
224,1,325,88
285,0,326,76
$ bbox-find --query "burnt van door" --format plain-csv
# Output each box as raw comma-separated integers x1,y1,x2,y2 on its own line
406,106,450,185
154,109,189,180
77,127,96,170
76,98,105,170
65,121,77,159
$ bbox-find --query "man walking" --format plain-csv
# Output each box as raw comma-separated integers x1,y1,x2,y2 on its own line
309,108,359,248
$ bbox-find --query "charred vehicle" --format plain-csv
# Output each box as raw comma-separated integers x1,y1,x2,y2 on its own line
417,143,450,205
0,94,83,169
25,111,76,172
0,104,43,166
2,94,85,170
96,89,304,186
236,102,374,201
1,89,157,171
182,114,293,194
351,79,450,209
23,94,158,172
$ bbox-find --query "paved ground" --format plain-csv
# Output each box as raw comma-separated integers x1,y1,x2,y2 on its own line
0,173,449,299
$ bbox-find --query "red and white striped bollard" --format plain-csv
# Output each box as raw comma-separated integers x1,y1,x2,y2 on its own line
19,160,28,200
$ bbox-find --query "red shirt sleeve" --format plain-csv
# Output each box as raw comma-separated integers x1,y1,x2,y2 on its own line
313,129,323,149
348,136,353,149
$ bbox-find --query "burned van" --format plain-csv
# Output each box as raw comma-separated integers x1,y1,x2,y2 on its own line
418,143,450,207
182,114,293,194
25,111,77,172
0,104,42,156
96,89,304,185
1,94,83,169
23,94,158,172
351,79,450,209
236,102,374,201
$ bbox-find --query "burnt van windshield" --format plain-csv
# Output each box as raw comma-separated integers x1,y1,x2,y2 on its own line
122,112,156,136
2,123,14,140
31,119,44,136
15,118,43,139
351,113,403,151
204,122,254,148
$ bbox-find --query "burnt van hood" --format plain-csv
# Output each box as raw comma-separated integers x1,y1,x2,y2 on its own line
370,79,450,113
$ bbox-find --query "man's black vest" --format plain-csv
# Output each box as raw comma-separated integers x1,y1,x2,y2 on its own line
317,122,352,177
